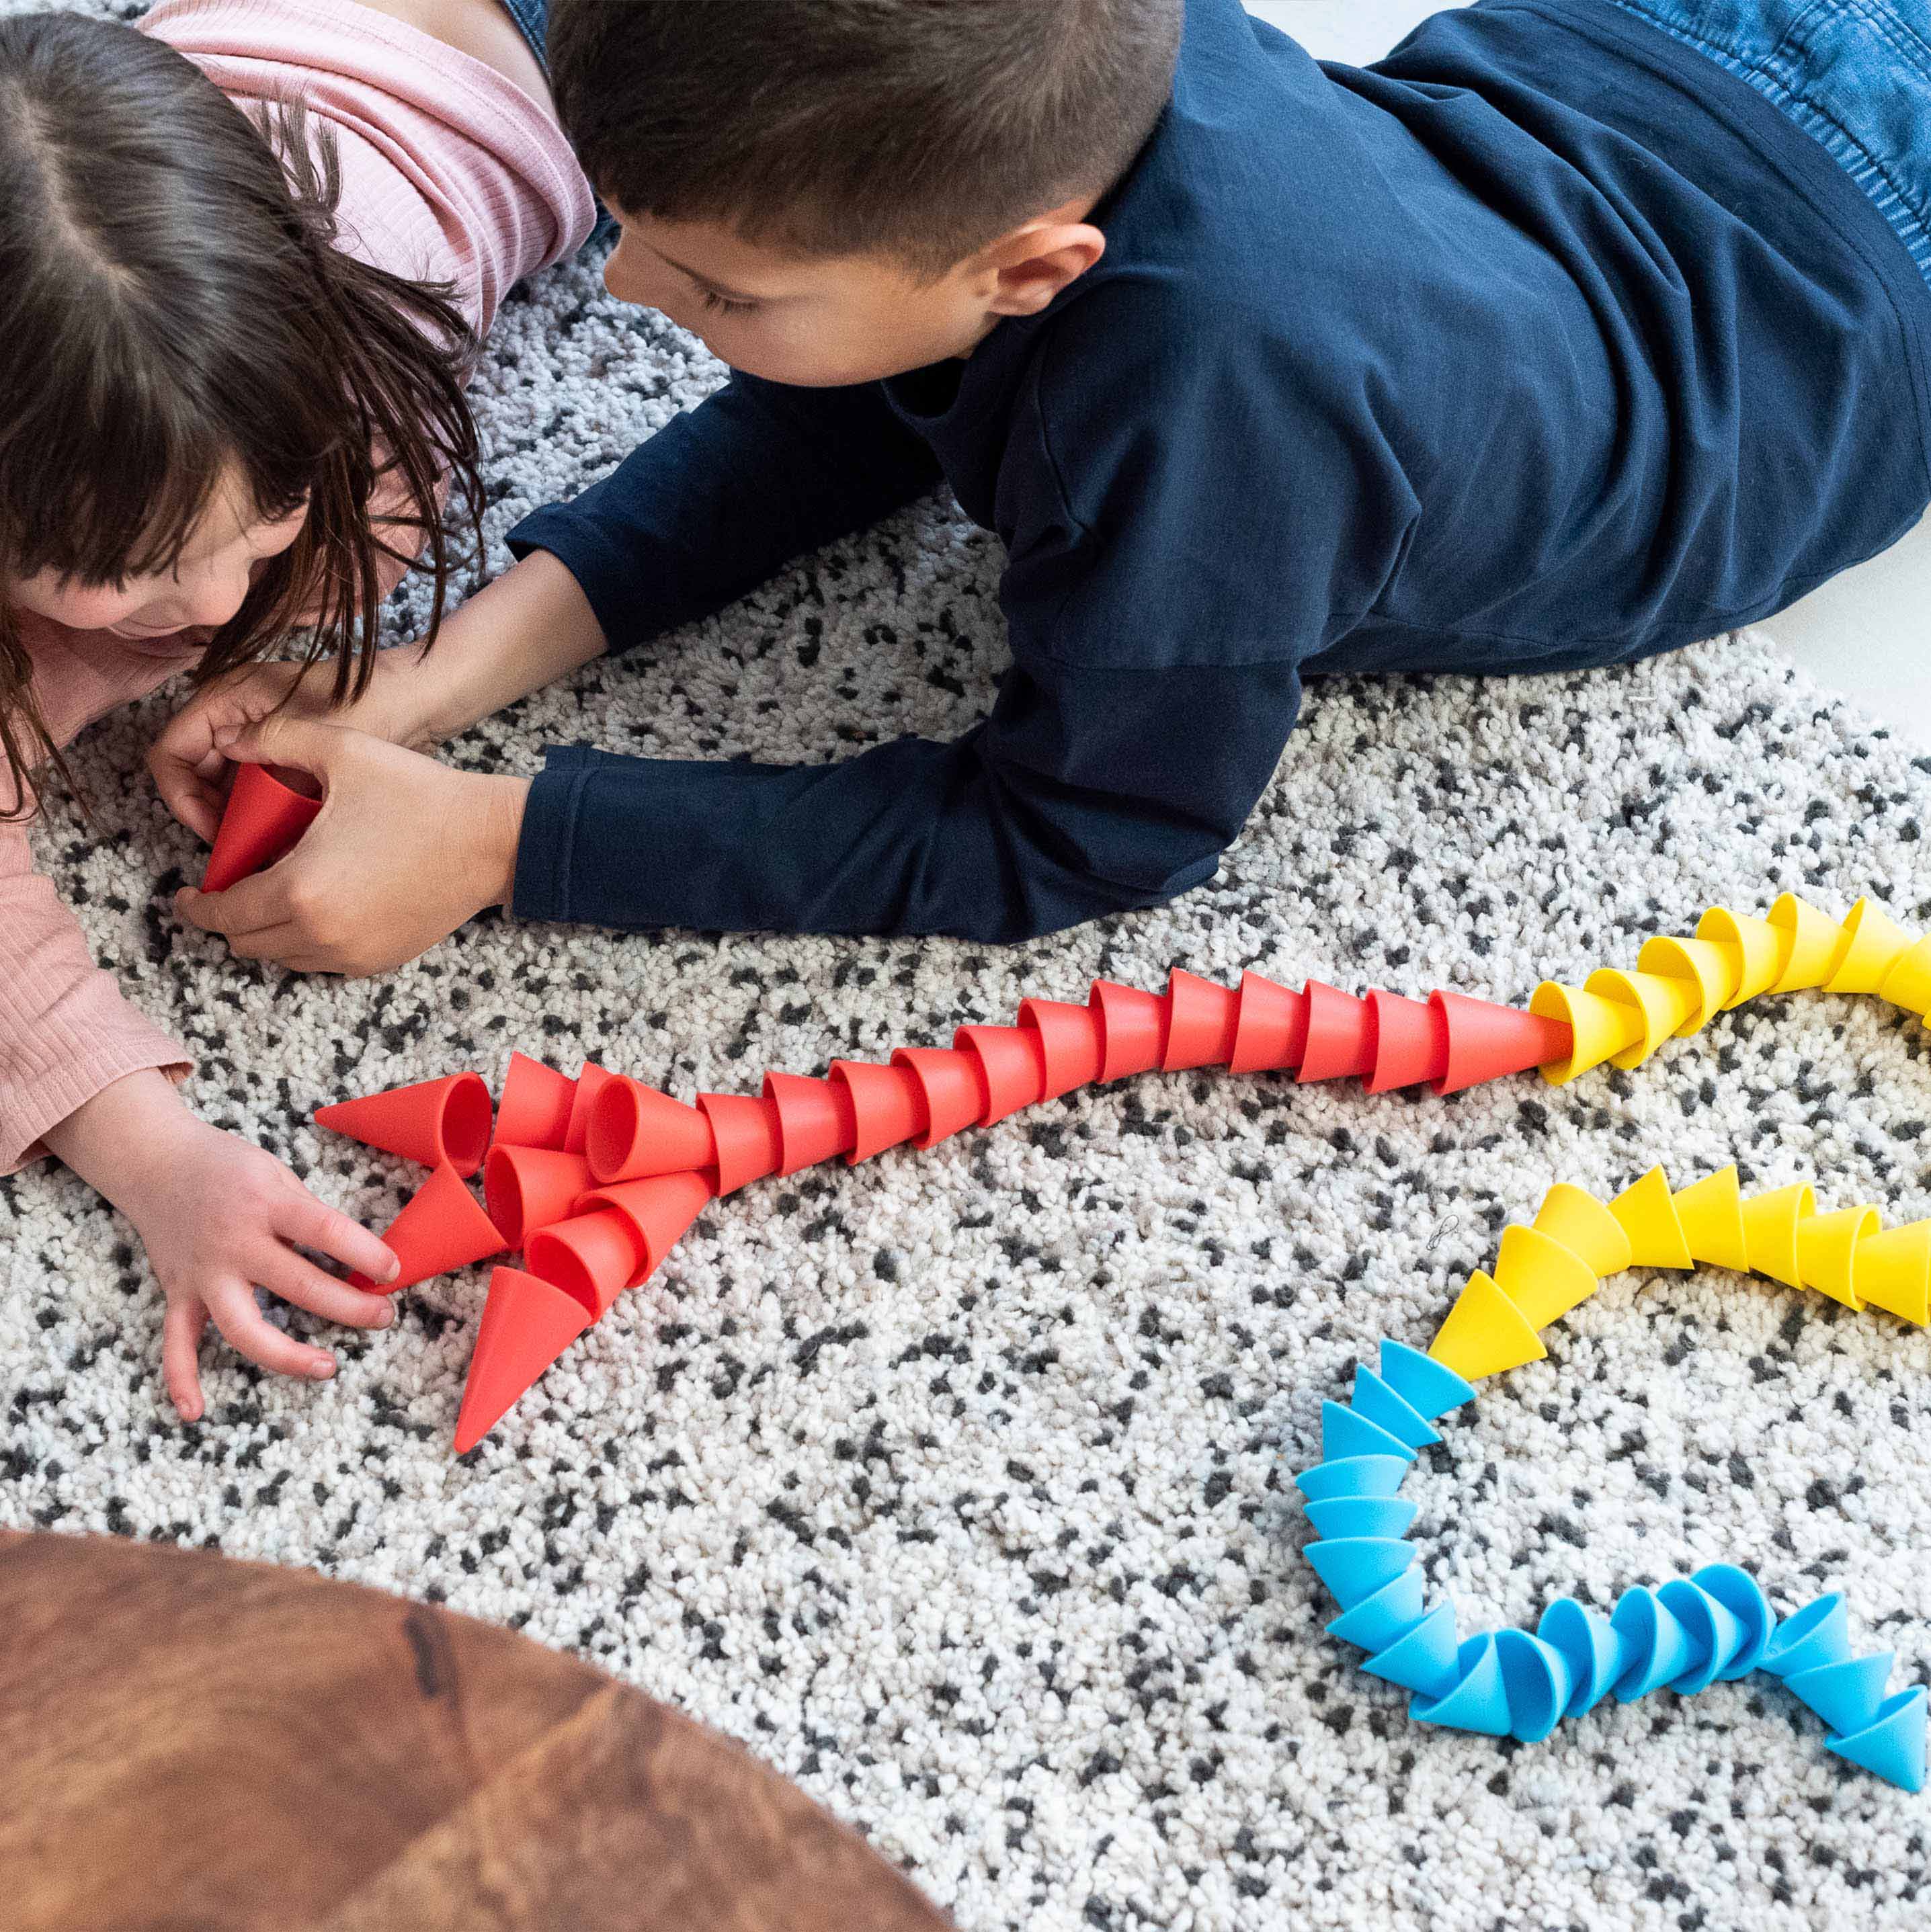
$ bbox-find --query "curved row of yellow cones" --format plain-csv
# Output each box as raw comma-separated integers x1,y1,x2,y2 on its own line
1531,892,1931,1084
1429,1165,1931,1381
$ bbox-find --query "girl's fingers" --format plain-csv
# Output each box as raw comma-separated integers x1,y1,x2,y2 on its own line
259,1252,397,1330
161,1297,209,1423
279,1196,401,1288
206,1288,337,1384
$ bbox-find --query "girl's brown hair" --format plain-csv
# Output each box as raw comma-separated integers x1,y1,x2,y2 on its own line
0,10,485,817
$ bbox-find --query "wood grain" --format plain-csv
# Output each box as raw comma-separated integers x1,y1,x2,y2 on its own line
0,1531,951,1932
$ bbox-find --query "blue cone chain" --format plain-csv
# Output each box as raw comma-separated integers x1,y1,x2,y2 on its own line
1292,1336,1926,1790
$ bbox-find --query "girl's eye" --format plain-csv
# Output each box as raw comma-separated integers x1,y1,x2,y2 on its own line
699,288,757,317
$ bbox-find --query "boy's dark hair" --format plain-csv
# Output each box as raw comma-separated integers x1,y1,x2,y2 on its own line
0,12,485,818
550,0,1184,272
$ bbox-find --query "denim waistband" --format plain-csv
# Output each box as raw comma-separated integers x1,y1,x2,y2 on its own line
1604,0,1931,284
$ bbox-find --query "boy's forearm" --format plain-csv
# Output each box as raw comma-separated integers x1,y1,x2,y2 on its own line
397,550,610,745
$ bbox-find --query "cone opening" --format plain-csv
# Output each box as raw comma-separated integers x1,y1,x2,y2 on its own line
440,1076,495,1174
586,1079,641,1183
483,1146,528,1246
524,1230,602,1318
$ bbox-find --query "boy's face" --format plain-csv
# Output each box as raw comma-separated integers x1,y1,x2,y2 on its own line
603,205,1104,388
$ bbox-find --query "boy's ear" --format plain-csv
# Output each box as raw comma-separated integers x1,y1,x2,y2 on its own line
976,210,1107,319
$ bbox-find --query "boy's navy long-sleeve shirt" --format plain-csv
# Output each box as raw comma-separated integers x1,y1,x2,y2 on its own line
509,0,1931,942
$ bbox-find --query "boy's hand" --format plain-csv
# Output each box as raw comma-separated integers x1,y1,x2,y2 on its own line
151,652,433,845
173,717,530,976
42,1073,401,1423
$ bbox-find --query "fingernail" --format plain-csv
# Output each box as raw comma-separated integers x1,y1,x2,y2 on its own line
375,1304,396,1329
310,1359,336,1380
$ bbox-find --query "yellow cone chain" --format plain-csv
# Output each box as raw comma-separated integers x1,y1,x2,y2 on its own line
1530,893,1928,1085
1428,1165,1931,1381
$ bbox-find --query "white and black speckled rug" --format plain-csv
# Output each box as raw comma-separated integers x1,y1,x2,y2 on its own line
10,29,1931,1926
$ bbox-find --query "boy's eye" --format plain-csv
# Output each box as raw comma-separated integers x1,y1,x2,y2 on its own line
699,288,758,317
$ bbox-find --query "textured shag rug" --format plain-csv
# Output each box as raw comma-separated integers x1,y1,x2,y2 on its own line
9,22,1931,1927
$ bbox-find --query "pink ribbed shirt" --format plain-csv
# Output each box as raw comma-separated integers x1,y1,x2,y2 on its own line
0,0,593,1172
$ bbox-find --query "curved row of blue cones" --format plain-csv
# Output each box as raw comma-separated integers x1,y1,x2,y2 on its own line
1295,1339,1927,1791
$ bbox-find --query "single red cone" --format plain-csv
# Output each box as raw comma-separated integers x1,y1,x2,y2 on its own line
1430,990,1573,1095
352,1161,507,1291
1364,989,1449,1093
697,1091,783,1194
586,1076,716,1184
1299,980,1375,1083
1018,999,1106,1099
484,1145,593,1248
316,1073,493,1178
526,1208,646,1316
830,1060,926,1163
563,1063,616,1155
575,1171,714,1293
453,1267,593,1454
892,1047,988,1148
201,762,321,893
1163,969,1241,1070
1089,980,1167,1081
494,1052,577,1151
763,1071,858,1173
1228,971,1307,1075
955,1024,1049,1125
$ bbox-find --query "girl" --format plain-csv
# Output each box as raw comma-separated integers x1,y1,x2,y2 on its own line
0,2,593,1419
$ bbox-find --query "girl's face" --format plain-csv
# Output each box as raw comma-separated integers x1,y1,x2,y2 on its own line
8,472,306,643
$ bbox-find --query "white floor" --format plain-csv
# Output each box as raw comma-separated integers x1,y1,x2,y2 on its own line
1246,0,1931,747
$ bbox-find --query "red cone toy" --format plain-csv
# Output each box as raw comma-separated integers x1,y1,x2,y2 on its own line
484,1145,594,1248
494,1052,577,1152
352,1161,507,1292
453,1267,593,1452
587,1077,716,1183
316,1072,493,1178
201,762,321,894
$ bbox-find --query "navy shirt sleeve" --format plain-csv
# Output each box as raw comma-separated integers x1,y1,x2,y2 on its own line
506,286,1418,943
508,372,944,650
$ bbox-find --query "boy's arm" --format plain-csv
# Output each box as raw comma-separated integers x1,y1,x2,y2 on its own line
510,655,1305,941
507,292,1413,944
507,370,946,655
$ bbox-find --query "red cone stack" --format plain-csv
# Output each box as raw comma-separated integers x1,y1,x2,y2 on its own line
318,964,1571,1453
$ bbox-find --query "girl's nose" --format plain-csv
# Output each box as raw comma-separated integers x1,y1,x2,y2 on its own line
180,565,252,630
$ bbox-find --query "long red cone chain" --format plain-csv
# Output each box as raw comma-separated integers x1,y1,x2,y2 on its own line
445,967,1569,1448
575,968,1571,1212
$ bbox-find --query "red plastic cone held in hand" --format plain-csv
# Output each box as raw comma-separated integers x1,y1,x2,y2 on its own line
201,762,321,893
453,1267,593,1453
494,1053,577,1151
316,1073,493,1178
352,1161,507,1292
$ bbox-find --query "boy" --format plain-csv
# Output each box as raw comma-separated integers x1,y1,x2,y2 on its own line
167,0,1931,966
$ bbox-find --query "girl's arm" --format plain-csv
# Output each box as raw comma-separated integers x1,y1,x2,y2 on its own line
2,813,399,1417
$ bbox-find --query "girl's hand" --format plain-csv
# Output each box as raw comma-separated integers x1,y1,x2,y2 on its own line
41,1073,401,1423
173,715,529,976
151,652,433,845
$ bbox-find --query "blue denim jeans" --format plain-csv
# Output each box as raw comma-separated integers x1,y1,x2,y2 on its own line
1606,0,1931,284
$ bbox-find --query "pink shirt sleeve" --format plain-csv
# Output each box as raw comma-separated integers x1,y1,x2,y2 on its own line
1,632,196,1176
